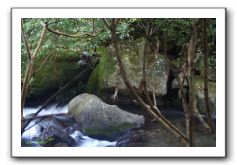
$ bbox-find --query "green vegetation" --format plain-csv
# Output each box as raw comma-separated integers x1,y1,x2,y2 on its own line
21,18,216,147
84,122,136,140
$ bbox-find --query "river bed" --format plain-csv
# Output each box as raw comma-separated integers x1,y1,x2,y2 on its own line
22,104,216,147
22,105,116,147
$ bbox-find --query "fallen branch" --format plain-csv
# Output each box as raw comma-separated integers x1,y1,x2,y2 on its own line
22,113,68,122
21,66,92,134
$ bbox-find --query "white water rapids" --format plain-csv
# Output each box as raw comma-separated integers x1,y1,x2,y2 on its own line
22,104,116,147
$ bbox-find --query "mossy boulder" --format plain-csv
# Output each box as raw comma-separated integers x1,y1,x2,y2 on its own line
171,77,216,114
194,78,216,114
27,61,78,99
68,93,145,141
87,38,169,101
26,55,94,105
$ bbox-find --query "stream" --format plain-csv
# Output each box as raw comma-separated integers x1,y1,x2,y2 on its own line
22,105,117,147
22,104,216,147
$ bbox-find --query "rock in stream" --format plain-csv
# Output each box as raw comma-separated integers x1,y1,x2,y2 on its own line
68,93,145,141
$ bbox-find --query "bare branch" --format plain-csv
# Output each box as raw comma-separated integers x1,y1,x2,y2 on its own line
21,22,47,121
43,22,95,38
108,18,188,145
22,113,68,122
202,18,215,133
32,22,47,59
141,23,146,30
33,53,51,73
21,67,93,134
102,18,111,29
152,87,157,107
114,18,120,25
21,19,32,61
149,26,159,36
92,18,95,35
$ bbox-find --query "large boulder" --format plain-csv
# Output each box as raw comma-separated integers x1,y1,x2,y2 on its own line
25,54,98,106
87,38,169,103
68,93,145,141
171,77,216,114
194,79,216,114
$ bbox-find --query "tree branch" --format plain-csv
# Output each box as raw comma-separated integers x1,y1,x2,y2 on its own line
114,18,120,25
21,19,32,61
202,18,215,133
21,21,47,121
44,22,95,38
33,53,51,73
102,18,111,29
108,19,188,145
21,67,92,134
32,22,47,59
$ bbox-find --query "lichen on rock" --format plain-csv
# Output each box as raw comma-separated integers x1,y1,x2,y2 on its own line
87,37,169,98
68,93,145,140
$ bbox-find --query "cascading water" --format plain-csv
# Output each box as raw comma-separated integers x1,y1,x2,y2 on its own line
22,105,116,147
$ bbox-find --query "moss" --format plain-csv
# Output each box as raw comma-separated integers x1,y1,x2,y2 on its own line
87,47,116,94
194,77,216,114
194,77,216,94
171,58,182,67
28,61,78,99
87,42,141,94
84,122,136,140
87,38,169,96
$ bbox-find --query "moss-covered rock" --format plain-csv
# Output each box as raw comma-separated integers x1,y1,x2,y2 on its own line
26,55,93,105
194,78,216,114
28,62,77,96
171,77,216,114
87,38,169,101
68,93,145,141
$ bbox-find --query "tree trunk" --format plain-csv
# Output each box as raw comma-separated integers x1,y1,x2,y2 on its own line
21,67,92,134
107,19,189,145
187,19,199,146
21,58,34,119
177,76,190,138
21,21,47,124
202,19,215,133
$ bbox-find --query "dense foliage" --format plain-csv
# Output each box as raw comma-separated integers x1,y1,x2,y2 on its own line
21,18,216,79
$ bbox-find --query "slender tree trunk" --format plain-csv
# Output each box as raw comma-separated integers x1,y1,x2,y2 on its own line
177,76,190,138
21,20,46,123
187,19,199,146
106,19,189,145
21,58,34,118
21,67,92,134
164,31,168,55
202,19,215,133
142,37,153,106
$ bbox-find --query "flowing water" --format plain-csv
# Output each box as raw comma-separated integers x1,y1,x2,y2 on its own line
22,105,116,147
22,104,215,147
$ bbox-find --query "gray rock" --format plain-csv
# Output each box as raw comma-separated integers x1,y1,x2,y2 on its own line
33,115,78,147
68,93,145,141
37,125,76,147
171,77,216,114
116,130,154,147
87,38,169,100
171,78,188,89
53,142,70,147
196,88,216,114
